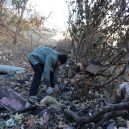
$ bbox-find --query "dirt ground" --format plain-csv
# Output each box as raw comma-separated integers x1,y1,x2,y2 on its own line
0,42,128,129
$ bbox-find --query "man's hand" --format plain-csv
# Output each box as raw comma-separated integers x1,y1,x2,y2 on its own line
46,87,53,94
46,85,59,95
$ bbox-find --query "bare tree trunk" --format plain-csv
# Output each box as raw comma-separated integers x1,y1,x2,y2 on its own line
0,0,4,13
13,0,28,44
0,0,5,24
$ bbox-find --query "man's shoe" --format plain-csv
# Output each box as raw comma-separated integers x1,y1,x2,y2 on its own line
28,96,38,104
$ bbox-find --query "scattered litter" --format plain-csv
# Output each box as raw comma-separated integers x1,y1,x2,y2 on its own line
6,118,16,127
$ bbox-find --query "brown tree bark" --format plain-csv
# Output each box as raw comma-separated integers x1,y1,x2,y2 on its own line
82,62,89,96
63,102,129,125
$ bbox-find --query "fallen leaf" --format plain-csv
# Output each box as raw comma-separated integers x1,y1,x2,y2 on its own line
14,113,23,121
25,116,37,128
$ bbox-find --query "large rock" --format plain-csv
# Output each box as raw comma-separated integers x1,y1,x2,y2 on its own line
0,86,26,111
86,60,104,74
0,65,25,74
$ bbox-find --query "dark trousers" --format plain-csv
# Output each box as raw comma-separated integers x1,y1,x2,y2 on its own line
29,63,54,96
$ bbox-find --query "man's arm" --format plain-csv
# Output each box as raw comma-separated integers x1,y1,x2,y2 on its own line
44,56,53,87
52,68,58,86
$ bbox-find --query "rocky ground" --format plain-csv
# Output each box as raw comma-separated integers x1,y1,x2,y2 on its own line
0,42,128,129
